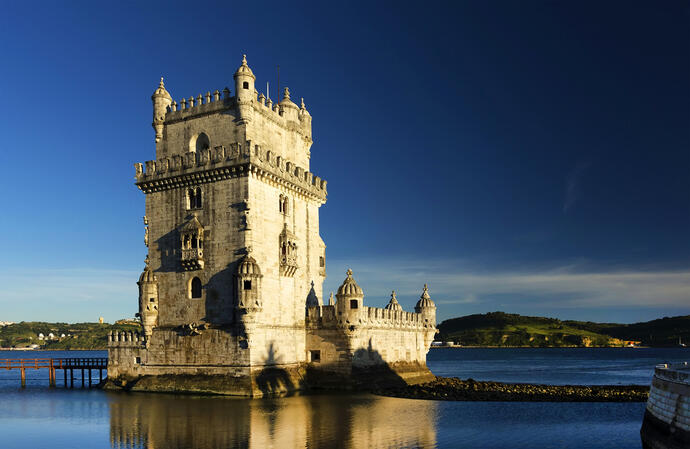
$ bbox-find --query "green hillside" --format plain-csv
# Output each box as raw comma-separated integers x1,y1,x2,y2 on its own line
437,312,690,347
0,322,140,350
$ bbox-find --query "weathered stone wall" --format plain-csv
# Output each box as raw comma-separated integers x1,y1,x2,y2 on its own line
147,175,247,327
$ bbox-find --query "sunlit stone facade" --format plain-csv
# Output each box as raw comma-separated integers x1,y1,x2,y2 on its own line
107,56,437,396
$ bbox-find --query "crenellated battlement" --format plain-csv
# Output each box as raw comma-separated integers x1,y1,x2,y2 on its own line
159,85,311,132
163,87,233,123
307,305,431,330
134,140,327,201
108,331,145,347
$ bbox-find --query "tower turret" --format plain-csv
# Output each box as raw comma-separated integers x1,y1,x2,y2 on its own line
279,87,300,122
385,291,403,311
235,252,263,318
151,77,172,143
137,256,159,340
299,97,312,138
414,284,436,327
233,54,255,123
335,269,364,325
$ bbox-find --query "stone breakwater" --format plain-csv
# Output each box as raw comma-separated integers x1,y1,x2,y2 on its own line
641,362,690,449
371,377,649,402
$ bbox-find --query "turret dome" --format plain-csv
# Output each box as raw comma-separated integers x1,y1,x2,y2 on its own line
152,77,172,101
233,54,255,80
336,269,363,297
414,284,436,312
237,254,261,276
138,256,157,284
279,87,299,109
385,291,403,311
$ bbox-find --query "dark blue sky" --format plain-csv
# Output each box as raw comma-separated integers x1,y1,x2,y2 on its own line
1,1,688,323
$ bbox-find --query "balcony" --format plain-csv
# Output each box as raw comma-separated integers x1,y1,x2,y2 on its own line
181,248,204,271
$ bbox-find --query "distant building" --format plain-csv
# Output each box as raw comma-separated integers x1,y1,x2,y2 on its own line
108,56,438,396
99,317,104,324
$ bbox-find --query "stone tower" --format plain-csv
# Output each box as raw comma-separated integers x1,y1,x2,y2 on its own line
108,56,436,396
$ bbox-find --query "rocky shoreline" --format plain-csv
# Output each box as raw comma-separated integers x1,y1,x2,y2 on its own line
371,377,649,402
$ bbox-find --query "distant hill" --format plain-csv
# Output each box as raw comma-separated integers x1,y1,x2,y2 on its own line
0,321,140,350
437,312,690,347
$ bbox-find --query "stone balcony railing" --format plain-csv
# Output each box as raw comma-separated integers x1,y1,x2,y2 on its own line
181,248,204,270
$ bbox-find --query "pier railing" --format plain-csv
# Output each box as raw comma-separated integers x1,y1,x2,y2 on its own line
0,357,108,388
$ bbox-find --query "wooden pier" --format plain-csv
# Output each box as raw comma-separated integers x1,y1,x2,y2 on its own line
1,357,108,388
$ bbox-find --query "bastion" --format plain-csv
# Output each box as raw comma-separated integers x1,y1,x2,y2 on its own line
106,56,438,396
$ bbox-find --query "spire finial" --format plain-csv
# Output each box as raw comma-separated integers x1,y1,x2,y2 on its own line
159,77,164,87
283,87,290,100
144,255,150,267
424,283,428,291
329,292,335,305
242,54,247,65
301,97,305,109
311,280,315,287
346,268,353,277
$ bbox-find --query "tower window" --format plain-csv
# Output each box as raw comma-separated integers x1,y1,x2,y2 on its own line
149,297,155,302
190,277,202,298
279,195,290,215
243,81,249,89
243,280,252,290
187,187,202,209
190,132,210,152
350,300,358,309
319,256,325,268
310,350,321,363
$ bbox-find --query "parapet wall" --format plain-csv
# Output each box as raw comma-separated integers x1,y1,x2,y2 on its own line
108,331,145,347
307,305,432,330
161,89,311,128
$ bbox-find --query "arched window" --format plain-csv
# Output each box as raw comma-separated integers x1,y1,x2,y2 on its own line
190,277,202,298
243,81,249,90
195,188,202,208
189,133,210,153
279,195,289,215
187,187,202,209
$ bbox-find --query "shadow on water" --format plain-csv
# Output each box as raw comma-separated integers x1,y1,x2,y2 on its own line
107,391,438,449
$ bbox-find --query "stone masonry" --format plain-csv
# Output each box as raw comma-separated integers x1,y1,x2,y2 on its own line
107,56,437,396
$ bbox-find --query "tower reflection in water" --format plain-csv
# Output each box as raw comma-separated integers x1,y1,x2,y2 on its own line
109,392,437,449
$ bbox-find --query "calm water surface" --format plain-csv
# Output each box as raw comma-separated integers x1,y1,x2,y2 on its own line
0,348,687,449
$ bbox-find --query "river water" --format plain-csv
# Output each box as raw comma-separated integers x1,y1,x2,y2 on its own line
0,348,687,449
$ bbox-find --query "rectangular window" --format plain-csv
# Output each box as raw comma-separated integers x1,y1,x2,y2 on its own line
149,297,155,302
319,256,325,267
134,357,141,364
310,350,321,362
350,299,358,309
243,280,252,290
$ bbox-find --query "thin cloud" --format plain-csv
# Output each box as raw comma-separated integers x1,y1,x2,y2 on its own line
563,161,591,213
325,258,690,313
